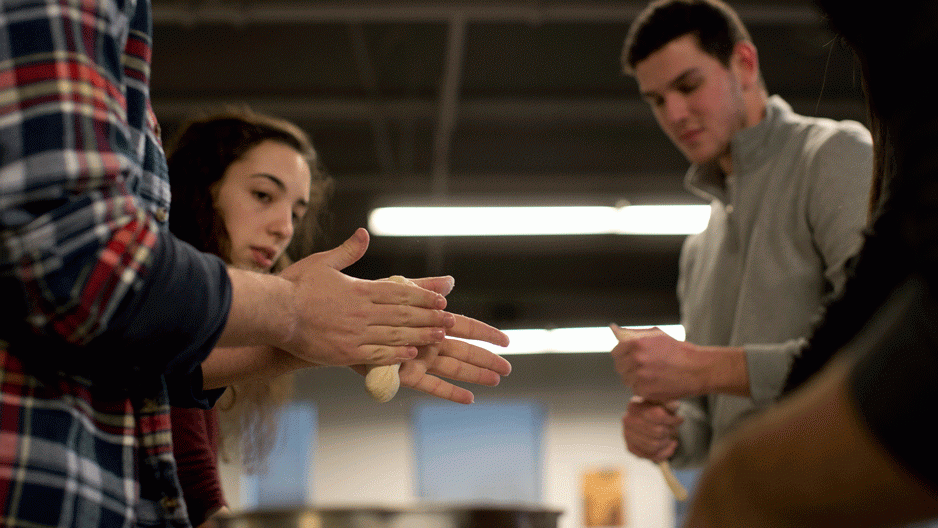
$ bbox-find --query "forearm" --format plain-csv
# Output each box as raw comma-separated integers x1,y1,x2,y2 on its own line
696,340,806,401
691,343,749,396
215,267,296,350
201,345,315,390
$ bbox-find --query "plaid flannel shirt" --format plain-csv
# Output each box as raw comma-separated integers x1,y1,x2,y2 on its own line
1,0,232,525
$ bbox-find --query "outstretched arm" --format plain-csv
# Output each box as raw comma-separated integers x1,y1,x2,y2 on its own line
218,228,454,367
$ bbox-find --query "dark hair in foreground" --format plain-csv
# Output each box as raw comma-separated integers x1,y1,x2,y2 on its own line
784,1,938,392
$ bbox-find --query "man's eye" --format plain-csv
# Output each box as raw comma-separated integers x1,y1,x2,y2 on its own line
677,81,700,94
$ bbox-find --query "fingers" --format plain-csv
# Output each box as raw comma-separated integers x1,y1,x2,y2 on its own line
623,417,679,462
611,340,637,379
434,337,512,377
409,276,456,296
405,374,475,405
350,362,475,404
369,278,449,310
321,228,370,271
446,313,510,348
373,303,456,330
420,352,502,387
350,337,509,404
622,398,684,462
362,321,450,349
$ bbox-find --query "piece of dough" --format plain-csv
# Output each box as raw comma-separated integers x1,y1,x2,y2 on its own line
364,275,413,402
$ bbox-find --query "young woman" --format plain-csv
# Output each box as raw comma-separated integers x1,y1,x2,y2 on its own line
164,109,513,528
165,108,330,527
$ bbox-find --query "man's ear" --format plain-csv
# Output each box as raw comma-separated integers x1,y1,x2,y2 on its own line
732,41,760,90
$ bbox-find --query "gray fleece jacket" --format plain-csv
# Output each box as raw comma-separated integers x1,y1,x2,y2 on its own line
672,95,873,467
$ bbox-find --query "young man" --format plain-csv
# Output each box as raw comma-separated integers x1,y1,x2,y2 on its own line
0,0,510,526
611,0,873,469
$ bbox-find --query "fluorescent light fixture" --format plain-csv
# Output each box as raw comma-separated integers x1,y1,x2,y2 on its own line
368,205,709,236
457,324,685,356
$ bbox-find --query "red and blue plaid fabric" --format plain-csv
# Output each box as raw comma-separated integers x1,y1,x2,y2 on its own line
0,0,209,525
0,350,189,527
0,0,168,343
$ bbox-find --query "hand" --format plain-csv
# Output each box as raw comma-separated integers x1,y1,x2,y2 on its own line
353,313,511,404
622,396,683,463
278,228,454,366
610,325,702,401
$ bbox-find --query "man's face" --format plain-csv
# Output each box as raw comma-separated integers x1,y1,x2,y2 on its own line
634,34,747,166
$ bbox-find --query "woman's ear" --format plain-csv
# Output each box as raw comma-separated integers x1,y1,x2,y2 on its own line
732,41,760,90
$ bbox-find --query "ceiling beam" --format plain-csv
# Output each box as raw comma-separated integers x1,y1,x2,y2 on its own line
152,2,823,26
152,96,864,124
347,23,397,174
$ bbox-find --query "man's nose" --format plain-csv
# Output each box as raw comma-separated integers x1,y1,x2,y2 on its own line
662,94,690,124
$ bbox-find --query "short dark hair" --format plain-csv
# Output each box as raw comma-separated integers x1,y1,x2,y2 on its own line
622,0,752,76
165,108,333,270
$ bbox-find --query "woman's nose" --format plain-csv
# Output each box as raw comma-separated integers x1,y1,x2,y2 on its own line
269,210,295,241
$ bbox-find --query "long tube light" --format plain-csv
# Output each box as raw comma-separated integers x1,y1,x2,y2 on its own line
369,205,709,236
458,325,685,355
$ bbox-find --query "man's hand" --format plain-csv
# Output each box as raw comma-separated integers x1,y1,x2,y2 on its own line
611,326,708,401
621,396,683,462
275,228,454,366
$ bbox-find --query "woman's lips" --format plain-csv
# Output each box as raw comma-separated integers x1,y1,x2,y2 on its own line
251,247,275,269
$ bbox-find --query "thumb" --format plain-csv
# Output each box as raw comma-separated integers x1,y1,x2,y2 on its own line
322,227,370,270
610,323,638,342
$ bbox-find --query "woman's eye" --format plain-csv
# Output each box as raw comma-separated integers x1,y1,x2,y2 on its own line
252,190,272,202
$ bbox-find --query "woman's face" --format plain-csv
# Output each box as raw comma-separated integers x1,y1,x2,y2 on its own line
212,140,312,271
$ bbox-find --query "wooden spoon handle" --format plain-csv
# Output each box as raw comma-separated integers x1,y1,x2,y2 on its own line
610,324,688,501
658,460,688,501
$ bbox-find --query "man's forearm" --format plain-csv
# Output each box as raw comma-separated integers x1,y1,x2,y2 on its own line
215,267,296,351
694,344,749,397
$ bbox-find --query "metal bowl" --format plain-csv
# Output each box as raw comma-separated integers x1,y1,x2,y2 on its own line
216,504,563,528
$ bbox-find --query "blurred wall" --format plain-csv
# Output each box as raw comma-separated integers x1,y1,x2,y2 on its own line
220,352,678,528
